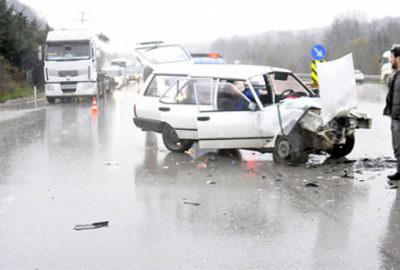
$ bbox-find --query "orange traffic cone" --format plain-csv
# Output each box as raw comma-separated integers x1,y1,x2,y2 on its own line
91,97,98,113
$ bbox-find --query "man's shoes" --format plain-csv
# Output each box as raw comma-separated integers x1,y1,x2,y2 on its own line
388,172,400,181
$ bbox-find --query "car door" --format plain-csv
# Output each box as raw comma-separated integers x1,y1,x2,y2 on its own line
159,78,214,140
196,82,274,149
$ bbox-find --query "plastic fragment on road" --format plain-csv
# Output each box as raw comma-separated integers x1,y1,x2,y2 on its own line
183,200,200,206
74,221,109,231
104,161,120,166
104,161,120,169
305,182,319,188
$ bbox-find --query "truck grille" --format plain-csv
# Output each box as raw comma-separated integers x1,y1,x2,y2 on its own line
59,70,79,77
61,82,77,93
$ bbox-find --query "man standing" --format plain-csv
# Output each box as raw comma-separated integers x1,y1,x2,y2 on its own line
384,45,400,180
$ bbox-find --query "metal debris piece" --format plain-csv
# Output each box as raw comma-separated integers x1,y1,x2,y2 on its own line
305,182,319,188
341,169,354,178
74,221,109,231
183,201,200,206
342,159,356,164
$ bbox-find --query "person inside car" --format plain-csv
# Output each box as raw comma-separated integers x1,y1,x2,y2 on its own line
233,80,268,110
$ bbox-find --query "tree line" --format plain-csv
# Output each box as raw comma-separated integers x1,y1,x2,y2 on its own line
209,14,400,74
0,0,48,92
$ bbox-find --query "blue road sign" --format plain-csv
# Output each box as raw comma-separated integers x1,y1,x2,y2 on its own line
311,44,327,60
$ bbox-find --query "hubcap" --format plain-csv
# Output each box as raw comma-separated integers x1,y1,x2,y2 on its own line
278,139,291,159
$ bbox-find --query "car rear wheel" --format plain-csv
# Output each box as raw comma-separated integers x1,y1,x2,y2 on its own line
162,124,193,152
273,135,309,164
327,133,355,158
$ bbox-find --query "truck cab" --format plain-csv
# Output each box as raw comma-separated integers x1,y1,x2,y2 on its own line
43,29,105,103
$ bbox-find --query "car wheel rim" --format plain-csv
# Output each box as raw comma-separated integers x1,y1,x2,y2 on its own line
168,129,180,144
278,140,290,159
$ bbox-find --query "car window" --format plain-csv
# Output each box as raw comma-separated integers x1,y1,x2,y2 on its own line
144,75,184,97
160,79,194,104
268,72,309,96
160,78,213,105
215,82,251,111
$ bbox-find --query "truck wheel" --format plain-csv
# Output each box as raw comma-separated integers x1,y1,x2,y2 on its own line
162,124,193,152
47,97,55,104
273,135,309,164
327,133,355,158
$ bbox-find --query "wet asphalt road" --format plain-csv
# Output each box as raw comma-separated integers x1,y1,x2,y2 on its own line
0,82,399,269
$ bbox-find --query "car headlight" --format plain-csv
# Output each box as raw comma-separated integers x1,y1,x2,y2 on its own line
45,84,55,91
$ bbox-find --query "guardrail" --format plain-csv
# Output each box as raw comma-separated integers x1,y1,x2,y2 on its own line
295,73,382,84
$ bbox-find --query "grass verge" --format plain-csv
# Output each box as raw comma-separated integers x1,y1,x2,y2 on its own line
0,87,33,103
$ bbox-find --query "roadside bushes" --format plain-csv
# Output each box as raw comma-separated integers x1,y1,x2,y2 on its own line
0,58,32,102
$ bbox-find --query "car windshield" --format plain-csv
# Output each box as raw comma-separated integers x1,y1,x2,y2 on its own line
267,72,310,96
135,45,191,64
46,41,91,61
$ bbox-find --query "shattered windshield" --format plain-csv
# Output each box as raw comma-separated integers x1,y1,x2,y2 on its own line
46,41,91,61
135,45,191,64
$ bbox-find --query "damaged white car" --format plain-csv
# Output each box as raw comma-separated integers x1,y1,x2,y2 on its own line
132,42,371,164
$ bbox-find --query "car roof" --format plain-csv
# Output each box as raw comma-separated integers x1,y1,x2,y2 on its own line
152,64,291,80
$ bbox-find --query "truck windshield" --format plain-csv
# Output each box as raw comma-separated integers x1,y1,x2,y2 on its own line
46,41,91,61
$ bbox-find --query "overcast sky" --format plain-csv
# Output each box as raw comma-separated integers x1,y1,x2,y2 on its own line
18,0,400,52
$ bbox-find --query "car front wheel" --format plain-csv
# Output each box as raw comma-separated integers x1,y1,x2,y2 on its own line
273,135,309,164
162,124,193,152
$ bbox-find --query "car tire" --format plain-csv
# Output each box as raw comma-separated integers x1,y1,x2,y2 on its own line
273,134,308,165
162,124,193,152
47,97,55,104
327,133,355,159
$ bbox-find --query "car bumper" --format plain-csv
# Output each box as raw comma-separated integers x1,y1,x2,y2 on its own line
133,117,163,133
45,81,98,97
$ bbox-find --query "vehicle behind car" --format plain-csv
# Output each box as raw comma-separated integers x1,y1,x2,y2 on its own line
125,63,143,81
190,52,225,64
103,66,125,89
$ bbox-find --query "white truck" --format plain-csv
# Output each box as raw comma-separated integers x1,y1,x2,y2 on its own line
42,29,106,103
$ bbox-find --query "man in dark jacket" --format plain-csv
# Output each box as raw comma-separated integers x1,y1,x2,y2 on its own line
384,45,400,180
